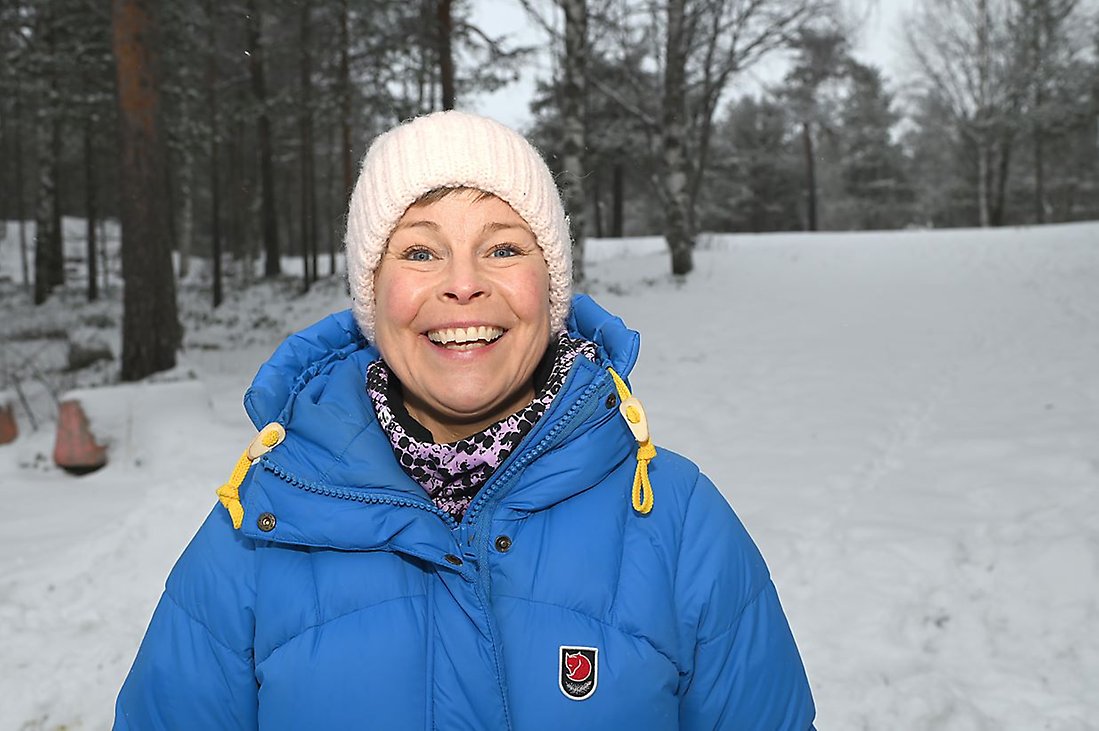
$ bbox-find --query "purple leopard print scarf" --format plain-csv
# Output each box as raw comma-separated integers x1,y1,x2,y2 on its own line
367,333,599,522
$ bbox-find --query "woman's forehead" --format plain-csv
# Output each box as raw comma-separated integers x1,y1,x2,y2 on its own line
398,190,532,234
411,186,497,207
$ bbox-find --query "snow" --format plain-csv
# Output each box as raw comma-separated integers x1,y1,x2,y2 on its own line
2,221,1098,729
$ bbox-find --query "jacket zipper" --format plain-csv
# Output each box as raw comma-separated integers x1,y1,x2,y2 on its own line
261,460,459,530
457,372,609,731
263,369,609,536
462,371,608,529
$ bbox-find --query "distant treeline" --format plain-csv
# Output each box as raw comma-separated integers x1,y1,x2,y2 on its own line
530,1,1099,241
1,0,1097,311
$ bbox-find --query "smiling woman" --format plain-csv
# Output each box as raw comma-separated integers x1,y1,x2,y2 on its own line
374,189,551,442
113,111,816,730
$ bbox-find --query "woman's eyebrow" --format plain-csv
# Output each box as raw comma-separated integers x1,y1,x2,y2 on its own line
393,219,440,232
481,221,532,236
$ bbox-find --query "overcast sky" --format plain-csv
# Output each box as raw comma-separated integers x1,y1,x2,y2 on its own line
469,0,913,130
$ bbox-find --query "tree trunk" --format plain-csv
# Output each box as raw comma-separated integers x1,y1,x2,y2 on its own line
1033,124,1044,223
976,136,991,227
591,169,604,239
299,1,317,291
327,123,338,275
0,78,7,226
339,0,353,205
50,108,63,287
661,0,693,276
177,137,194,279
802,120,817,231
31,0,64,304
1031,6,1046,224
436,0,455,110
280,174,295,273
976,0,992,228
207,0,223,308
33,113,60,305
247,0,281,277
561,0,588,285
611,162,623,237
99,218,110,295
169,51,194,280
417,0,431,112
228,117,248,280
991,138,1011,226
15,76,29,291
84,119,98,301
112,0,182,380
750,163,763,232
33,17,65,309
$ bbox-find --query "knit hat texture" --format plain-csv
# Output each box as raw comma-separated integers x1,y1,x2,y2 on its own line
345,110,572,342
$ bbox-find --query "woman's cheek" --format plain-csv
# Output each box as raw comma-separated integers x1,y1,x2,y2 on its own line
499,264,551,321
376,268,425,329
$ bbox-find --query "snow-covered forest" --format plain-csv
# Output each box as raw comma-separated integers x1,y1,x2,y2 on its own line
3,0,1098,325
2,0,1099,728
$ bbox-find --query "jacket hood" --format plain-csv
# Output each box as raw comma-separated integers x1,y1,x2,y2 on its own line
232,295,642,555
243,294,639,431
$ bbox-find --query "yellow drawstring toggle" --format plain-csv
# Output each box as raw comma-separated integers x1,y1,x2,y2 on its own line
216,422,286,529
608,368,656,514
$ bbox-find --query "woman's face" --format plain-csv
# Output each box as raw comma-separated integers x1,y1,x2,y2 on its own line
373,189,551,443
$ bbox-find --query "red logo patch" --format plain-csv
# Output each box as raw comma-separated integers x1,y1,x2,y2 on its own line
559,646,598,700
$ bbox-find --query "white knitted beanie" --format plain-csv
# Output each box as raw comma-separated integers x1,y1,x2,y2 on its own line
345,110,572,342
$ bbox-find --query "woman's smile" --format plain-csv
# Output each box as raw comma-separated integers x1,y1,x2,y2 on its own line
425,324,506,350
372,189,552,443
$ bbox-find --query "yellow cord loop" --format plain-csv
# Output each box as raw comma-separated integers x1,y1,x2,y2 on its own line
608,368,656,514
216,423,286,529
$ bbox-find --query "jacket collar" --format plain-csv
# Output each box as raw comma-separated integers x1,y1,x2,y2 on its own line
235,295,640,555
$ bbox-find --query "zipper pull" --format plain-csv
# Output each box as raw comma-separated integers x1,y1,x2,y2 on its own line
462,523,479,557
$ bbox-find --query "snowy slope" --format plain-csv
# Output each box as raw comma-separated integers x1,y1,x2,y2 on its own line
2,222,1098,729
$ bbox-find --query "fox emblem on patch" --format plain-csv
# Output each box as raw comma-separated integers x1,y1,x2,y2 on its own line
559,646,598,701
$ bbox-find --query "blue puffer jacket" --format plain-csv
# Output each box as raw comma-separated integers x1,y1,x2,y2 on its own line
115,295,815,730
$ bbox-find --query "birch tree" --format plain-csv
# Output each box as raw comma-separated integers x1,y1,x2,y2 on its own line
598,0,820,274
907,0,1026,227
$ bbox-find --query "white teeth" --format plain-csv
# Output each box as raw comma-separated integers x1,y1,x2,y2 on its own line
427,326,504,346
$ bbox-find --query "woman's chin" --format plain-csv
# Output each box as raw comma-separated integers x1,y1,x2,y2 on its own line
437,396,517,425
409,386,533,441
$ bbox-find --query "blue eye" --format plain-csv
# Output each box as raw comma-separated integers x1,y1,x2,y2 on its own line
404,247,434,262
490,245,520,258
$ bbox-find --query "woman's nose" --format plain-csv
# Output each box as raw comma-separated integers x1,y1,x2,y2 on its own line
440,255,488,303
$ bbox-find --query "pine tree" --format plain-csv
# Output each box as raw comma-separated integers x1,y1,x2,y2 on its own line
111,0,182,380
837,61,911,229
714,96,801,233
783,24,849,231
29,0,65,305
246,0,281,278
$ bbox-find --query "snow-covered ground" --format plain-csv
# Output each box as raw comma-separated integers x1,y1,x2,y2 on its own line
2,221,1098,729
